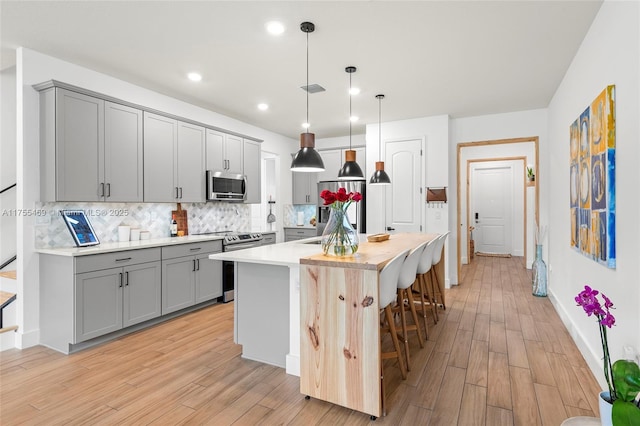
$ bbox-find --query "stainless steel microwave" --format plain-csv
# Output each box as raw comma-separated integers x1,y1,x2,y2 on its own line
206,171,246,202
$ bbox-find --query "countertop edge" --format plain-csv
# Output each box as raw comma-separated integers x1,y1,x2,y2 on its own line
36,235,225,257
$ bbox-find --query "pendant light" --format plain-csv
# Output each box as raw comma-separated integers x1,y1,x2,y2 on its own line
369,94,391,185
338,66,365,180
291,21,325,172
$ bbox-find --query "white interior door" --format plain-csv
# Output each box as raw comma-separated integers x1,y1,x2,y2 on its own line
385,139,422,233
471,165,513,254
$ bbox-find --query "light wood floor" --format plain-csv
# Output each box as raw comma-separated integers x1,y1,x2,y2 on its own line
0,256,602,425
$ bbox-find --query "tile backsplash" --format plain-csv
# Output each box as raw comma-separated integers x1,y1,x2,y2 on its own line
284,204,316,227
35,202,250,248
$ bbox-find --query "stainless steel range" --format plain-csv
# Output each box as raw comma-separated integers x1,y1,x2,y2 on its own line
198,231,263,302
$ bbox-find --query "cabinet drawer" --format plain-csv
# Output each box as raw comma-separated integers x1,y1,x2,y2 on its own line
262,233,276,245
162,240,222,260
284,228,317,237
76,248,161,274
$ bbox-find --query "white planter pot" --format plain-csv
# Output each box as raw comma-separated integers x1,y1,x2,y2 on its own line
599,391,613,426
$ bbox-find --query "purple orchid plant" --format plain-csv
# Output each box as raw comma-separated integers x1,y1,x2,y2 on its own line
575,285,617,401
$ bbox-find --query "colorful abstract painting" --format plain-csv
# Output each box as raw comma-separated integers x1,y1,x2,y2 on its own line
569,85,616,268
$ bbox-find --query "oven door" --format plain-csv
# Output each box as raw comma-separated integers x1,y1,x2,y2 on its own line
221,240,263,302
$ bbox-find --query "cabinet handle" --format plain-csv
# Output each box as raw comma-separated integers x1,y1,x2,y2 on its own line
106,183,111,197
189,247,202,251
99,183,105,197
193,259,196,271
119,272,123,288
179,187,183,199
125,271,129,286
115,257,132,262
175,187,179,198
196,259,200,271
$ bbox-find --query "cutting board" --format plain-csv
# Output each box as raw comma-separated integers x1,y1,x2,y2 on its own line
172,203,189,236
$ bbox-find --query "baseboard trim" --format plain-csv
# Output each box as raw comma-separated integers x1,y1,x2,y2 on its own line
548,288,606,390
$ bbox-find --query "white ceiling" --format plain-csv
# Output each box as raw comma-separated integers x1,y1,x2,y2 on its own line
1,1,602,140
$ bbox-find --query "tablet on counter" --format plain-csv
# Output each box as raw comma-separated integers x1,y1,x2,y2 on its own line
60,210,100,247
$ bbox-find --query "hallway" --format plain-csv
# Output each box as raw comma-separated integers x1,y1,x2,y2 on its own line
0,256,602,425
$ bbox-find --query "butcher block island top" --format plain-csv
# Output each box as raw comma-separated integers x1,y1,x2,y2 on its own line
300,232,439,270
299,232,443,419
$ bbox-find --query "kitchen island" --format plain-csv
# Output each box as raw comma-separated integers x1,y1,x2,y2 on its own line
299,233,440,418
208,233,444,391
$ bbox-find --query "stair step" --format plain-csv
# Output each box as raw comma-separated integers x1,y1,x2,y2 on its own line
0,291,16,307
0,270,17,280
0,325,18,334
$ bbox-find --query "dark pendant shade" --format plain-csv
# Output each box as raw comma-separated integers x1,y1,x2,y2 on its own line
338,149,365,180
291,132,325,172
369,161,391,185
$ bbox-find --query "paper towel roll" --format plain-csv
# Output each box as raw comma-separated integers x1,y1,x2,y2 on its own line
297,212,304,226
118,225,131,242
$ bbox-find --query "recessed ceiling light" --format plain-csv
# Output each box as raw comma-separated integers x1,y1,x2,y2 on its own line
349,87,360,95
187,72,202,82
350,116,359,122
257,103,269,111
302,122,310,129
266,21,285,35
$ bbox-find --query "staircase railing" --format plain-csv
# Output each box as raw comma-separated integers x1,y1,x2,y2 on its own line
1,255,17,271
0,183,16,195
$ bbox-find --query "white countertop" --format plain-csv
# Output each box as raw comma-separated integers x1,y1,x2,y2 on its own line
208,237,323,267
36,234,225,257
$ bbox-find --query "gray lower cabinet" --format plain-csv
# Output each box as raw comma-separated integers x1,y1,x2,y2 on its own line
161,241,223,314
262,232,276,245
75,260,161,342
284,227,317,242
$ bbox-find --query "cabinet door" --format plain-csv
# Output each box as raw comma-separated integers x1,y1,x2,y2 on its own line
205,129,225,171
293,172,317,205
75,267,123,342
162,256,195,314
55,88,104,201
195,254,223,303
177,121,205,202
104,102,143,202
144,112,177,202
317,149,342,182
225,134,244,174
243,139,261,203
123,261,161,327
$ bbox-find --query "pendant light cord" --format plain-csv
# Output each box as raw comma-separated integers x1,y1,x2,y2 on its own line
306,30,309,132
349,72,352,150
378,95,382,160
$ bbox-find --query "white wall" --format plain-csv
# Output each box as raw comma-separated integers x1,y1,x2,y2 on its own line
1,67,17,276
546,0,640,385
15,47,297,349
317,134,366,151
364,115,451,283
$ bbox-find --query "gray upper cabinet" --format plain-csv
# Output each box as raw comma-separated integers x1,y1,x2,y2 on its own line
292,171,318,205
39,88,143,202
243,139,261,204
177,122,206,202
144,112,205,202
206,129,243,175
104,102,144,201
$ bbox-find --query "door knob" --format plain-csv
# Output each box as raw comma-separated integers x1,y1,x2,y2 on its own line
386,226,395,231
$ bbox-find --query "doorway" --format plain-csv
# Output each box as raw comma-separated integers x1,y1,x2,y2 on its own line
385,138,423,233
457,137,539,283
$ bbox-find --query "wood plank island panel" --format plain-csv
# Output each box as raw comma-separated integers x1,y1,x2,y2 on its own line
299,232,442,418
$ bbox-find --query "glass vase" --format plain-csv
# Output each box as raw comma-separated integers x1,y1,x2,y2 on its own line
532,244,547,297
321,207,359,256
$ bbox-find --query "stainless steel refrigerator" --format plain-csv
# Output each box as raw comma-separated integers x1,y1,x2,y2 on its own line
316,180,366,235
